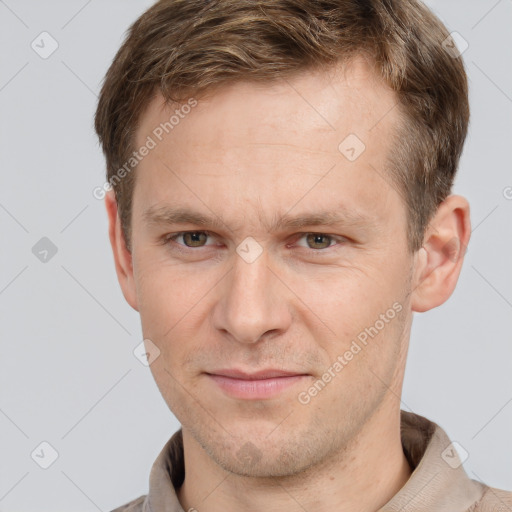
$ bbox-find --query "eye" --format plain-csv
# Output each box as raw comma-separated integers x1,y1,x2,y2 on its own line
164,231,215,248
294,233,345,250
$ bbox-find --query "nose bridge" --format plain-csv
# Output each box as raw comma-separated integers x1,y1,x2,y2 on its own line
213,246,290,344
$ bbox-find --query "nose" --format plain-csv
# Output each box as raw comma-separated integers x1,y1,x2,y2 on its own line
211,246,292,345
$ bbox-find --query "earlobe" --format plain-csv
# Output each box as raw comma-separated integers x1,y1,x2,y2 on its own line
105,190,139,311
410,195,471,313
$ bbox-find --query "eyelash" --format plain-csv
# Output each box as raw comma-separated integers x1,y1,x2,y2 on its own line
162,230,346,254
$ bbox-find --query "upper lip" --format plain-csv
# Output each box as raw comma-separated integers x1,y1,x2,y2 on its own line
206,369,308,380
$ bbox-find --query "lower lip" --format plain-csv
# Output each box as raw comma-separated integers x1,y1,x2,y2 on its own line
207,374,309,400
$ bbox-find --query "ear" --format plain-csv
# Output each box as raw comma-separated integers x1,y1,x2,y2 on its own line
410,195,471,313
105,190,139,311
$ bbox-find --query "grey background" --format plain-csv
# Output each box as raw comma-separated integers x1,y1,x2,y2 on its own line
0,0,511,510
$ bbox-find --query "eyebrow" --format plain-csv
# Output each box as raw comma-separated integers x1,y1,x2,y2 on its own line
142,205,375,233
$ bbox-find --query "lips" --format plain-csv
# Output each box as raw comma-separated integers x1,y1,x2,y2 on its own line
206,368,307,380
205,368,310,400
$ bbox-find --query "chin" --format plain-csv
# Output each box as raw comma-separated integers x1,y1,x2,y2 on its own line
196,425,326,479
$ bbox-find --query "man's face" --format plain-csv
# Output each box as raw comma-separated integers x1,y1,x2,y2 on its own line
126,56,417,477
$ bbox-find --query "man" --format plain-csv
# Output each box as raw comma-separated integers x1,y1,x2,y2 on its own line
94,0,511,511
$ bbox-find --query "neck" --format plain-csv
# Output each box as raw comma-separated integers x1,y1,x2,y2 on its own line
177,404,413,512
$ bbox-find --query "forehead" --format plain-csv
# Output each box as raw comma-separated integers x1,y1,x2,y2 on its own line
137,55,397,149
132,55,404,231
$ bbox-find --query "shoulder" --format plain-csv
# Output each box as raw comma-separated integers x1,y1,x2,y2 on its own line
110,495,147,512
471,485,512,511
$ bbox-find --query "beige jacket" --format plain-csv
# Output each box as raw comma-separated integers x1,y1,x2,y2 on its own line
112,410,512,511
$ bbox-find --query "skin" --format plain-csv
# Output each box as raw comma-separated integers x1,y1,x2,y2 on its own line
105,55,471,512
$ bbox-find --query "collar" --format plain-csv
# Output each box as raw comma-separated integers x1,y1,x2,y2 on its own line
143,410,485,512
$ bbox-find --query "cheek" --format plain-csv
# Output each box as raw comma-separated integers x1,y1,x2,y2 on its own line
134,256,204,330
303,293,408,414
294,260,408,359
133,257,222,372
293,265,382,324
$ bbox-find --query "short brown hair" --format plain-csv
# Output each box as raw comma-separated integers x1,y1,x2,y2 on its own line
94,0,469,253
